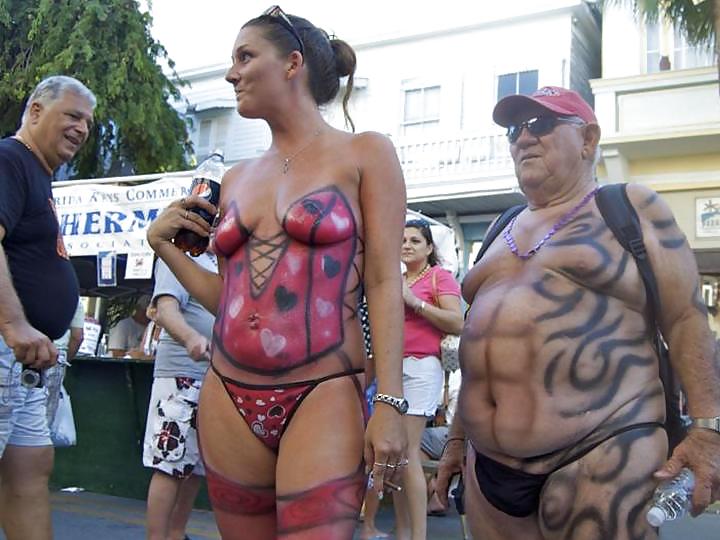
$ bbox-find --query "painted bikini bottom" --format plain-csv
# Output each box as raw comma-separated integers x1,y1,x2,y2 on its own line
213,365,365,452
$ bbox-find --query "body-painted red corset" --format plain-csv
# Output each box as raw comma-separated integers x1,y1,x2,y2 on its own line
212,187,358,375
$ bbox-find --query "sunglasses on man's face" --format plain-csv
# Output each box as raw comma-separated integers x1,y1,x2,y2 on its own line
262,5,304,56
506,115,586,144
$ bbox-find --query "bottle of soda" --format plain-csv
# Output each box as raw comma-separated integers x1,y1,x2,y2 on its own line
646,468,695,527
173,150,224,256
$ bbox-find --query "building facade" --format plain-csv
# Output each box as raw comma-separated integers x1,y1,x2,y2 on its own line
590,4,719,294
174,0,601,272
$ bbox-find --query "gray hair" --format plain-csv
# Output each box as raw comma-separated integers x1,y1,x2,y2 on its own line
22,76,96,121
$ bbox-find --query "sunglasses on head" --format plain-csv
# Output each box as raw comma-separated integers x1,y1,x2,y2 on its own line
262,5,305,57
406,219,431,229
506,115,586,144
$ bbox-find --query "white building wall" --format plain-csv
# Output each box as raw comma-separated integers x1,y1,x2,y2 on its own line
344,13,574,139
600,5,645,78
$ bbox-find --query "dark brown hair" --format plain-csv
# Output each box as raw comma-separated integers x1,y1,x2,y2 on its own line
243,13,357,131
405,219,438,267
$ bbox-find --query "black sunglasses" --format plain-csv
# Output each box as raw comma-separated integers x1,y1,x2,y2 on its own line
406,219,431,229
506,115,585,144
262,5,304,57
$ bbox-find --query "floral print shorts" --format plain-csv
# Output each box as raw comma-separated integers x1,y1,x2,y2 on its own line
142,376,204,478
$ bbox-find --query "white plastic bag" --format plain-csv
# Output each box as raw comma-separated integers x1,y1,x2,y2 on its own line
50,385,76,447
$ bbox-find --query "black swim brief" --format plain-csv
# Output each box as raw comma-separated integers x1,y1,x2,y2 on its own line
473,422,665,517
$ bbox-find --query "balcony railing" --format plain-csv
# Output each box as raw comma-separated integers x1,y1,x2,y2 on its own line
396,132,513,183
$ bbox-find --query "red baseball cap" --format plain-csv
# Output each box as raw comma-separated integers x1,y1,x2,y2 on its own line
493,86,597,127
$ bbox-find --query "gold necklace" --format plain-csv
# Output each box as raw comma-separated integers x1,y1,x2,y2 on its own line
281,129,321,174
405,264,431,288
13,134,52,174
13,134,32,152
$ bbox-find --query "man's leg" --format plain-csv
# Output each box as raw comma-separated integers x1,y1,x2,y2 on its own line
539,424,666,540
0,445,54,540
167,474,202,540
144,377,204,540
146,470,182,540
465,446,544,540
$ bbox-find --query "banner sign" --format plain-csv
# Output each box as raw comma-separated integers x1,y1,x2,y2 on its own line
696,197,720,238
53,176,192,256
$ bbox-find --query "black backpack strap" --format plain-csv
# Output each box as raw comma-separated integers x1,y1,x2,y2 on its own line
595,183,685,452
595,184,661,322
473,205,525,266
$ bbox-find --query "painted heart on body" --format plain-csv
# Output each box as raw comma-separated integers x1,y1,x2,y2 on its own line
260,328,287,357
316,298,334,317
322,255,341,278
274,286,298,311
228,295,244,318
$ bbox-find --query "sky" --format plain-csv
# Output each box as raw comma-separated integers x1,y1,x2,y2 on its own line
143,0,582,73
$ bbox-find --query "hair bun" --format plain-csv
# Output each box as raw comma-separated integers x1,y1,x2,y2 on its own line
330,38,356,78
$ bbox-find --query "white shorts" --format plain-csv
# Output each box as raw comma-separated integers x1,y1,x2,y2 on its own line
0,337,51,457
142,377,205,478
402,355,443,417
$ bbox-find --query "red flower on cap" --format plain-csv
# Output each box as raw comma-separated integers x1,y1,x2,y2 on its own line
493,86,597,127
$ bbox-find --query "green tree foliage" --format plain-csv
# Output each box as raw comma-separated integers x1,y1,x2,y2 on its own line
603,0,716,47
0,0,192,178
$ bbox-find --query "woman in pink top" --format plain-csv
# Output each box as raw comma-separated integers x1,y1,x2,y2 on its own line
396,218,463,540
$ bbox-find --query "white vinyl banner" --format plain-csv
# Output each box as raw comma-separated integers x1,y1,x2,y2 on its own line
53,176,193,257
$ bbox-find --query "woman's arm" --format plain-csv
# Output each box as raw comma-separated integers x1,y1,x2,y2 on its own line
357,131,408,491
404,288,463,334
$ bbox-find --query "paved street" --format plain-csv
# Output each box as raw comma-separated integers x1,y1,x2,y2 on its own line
0,490,719,539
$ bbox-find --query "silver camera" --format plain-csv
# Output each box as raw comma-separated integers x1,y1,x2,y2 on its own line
20,368,43,388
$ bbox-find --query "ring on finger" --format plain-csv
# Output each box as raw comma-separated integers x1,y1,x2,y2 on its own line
373,462,388,468
398,459,409,467
184,210,189,220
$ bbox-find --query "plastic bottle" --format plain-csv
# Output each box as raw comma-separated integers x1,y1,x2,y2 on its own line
646,468,695,527
173,150,224,256
97,334,108,357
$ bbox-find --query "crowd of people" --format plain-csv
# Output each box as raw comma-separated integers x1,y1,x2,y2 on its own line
1,6,720,540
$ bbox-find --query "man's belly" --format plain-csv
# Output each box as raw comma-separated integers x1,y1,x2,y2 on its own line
459,277,662,464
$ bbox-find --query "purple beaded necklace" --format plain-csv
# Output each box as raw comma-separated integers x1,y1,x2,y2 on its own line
503,187,599,260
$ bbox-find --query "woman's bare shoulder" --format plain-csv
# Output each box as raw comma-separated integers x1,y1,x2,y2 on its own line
349,130,394,151
221,157,261,189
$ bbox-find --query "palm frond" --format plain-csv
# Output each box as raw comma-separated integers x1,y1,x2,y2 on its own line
601,0,716,46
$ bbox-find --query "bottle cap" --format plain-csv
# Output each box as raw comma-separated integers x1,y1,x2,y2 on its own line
646,506,666,527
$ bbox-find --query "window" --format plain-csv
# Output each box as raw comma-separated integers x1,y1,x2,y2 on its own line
196,116,229,160
402,85,440,137
497,70,538,101
645,21,716,73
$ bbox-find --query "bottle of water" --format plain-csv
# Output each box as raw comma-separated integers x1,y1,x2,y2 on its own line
646,468,695,527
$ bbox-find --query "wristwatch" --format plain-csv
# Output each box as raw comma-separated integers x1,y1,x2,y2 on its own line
691,416,720,434
373,393,409,415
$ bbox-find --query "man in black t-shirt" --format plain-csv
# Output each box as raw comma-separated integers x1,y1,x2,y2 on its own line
0,76,95,540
